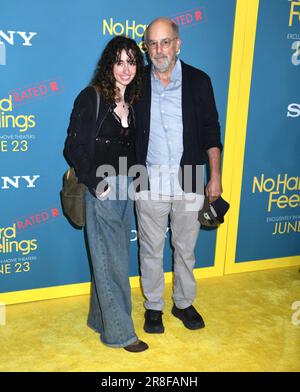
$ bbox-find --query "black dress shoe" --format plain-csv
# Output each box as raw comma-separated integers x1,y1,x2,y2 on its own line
172,305,205,330
123,339,149,353
144,309,164,333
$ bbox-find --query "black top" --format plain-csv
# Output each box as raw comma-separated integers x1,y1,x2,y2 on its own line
94,106,136,176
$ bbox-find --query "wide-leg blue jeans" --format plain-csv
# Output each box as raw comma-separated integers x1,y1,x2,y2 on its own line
85,176,137,347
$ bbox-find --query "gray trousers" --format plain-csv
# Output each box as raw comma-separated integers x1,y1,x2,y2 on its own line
135,191,205,310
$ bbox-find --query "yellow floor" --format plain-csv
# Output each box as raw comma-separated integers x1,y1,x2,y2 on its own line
1,266,300,372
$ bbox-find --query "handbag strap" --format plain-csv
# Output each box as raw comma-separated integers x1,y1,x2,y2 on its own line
93,86,101,138
95,87,100,122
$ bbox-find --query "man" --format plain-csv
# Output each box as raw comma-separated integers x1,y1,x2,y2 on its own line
135,17,223,333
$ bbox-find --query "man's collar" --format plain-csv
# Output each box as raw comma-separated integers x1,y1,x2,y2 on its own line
170,58,181,82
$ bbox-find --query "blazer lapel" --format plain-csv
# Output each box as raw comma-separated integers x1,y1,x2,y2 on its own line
181,60,192,139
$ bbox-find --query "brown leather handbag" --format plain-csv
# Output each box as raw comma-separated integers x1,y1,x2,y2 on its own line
61,167,86,227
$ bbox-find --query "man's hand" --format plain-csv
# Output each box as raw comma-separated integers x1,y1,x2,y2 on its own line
206,176,222,203
206,147,222,203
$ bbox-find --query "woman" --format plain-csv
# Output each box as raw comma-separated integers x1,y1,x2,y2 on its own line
64,36,148,352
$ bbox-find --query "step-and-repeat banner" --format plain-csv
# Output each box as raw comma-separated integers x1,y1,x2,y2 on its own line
0,0,235,300
231,0,300,271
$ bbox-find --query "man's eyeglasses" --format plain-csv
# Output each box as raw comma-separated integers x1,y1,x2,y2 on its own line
146,37,178,50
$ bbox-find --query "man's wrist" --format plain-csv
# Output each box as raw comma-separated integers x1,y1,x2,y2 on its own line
209,172,221,180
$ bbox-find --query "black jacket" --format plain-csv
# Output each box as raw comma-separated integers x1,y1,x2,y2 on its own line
134,60,222,193
63,86,115,191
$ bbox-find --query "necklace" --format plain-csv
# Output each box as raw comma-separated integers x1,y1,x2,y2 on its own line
115,98,128,111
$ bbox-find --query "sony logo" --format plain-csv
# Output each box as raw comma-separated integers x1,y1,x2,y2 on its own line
0,31,37,46
1,175,40,189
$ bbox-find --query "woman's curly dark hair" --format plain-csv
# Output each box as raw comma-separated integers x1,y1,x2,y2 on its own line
91,36,144,104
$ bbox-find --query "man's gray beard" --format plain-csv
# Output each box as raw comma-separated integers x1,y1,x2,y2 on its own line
151,56,171,73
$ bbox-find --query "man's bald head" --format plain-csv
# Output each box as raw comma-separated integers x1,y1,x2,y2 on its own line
144,17,180,43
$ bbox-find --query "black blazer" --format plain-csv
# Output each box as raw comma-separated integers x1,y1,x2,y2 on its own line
63,86,113,191
134,60,222,193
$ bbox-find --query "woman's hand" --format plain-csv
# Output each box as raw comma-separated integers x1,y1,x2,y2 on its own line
96,186,111,199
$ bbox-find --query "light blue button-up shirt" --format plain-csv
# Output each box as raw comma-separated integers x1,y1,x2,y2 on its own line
147,59,184,196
